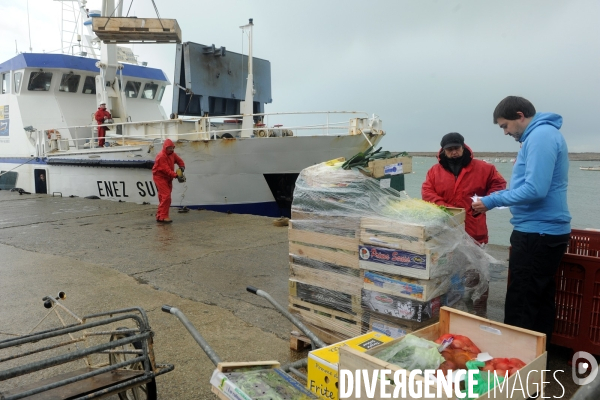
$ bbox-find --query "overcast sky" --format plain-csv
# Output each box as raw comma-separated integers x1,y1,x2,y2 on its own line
1,0,599,152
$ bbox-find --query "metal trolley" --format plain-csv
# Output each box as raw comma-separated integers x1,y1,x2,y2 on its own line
161,286,325,400
0,292,173,400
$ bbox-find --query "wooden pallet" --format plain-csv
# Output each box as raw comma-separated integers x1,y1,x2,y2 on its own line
289,297,363,339
290,322,352,351
291,211,359,234
289,222,359,269
360,207,465,242
289,279,362,315
289,262,362,294
92,17,182,43
290,330,314,351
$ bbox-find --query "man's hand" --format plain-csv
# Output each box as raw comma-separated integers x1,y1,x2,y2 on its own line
472,200,489,215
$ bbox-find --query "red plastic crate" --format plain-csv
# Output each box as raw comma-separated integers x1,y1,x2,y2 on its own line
566,228,600,257
552,253,600,355
552,229,600,355
508,229,600,355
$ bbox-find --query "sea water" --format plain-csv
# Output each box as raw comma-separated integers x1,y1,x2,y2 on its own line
403,157,600,246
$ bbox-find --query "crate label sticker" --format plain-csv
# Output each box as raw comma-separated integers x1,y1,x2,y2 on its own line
371,322,407,339
296,282,354,315
362,289,439,322
379,178,391,189
364,271,425,296
479,325,502,335
384,162,404,175
359,245,426,270
357,338,384,350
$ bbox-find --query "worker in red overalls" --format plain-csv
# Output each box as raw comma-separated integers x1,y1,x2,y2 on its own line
94,102,112,147
152,139,185,223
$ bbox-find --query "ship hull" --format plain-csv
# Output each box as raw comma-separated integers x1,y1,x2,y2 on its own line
1,134,381,217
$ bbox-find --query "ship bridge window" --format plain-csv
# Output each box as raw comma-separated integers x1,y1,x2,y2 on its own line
141,82,158,100
1,73,8,94
82,76,96,94
124,81,141,98
59,72,81,93
14,72,22,93
0,171,18,190
157,86,165,102
28,71,53,91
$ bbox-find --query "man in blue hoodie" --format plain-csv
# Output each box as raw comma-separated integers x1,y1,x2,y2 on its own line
472,96,571,345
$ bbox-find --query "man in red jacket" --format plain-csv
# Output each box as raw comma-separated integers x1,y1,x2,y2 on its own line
152,139,185,223
422,132,506,244
94,102,111,147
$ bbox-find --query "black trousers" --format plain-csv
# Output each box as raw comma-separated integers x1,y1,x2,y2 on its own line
505,230,570,347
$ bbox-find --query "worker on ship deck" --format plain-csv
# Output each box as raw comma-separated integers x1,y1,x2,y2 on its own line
94,102,112,147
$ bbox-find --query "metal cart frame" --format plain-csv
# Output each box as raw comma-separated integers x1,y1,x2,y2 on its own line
0,293,173,400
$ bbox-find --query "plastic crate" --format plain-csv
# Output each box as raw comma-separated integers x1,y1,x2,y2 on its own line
566,228,600,257
508,229,600,355
553,253,600,355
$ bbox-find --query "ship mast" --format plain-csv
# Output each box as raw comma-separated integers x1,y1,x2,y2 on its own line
96,0,126,123
240,19,254,138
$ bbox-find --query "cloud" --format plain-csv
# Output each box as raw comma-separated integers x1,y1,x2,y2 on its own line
1,0,598,151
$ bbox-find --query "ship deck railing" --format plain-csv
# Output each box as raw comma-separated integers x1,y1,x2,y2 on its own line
34,111,378,155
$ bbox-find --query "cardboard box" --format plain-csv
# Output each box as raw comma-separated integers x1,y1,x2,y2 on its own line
339,307,547,400
307,331,394,400
362,288,442,323
363,270,448,301
368,156,413,178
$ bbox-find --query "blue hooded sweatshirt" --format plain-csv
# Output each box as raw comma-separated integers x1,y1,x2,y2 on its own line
482,112,571,235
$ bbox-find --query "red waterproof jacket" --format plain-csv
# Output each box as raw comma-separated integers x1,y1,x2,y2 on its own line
152,139,185,180
422,145,506,244
95,108,111,125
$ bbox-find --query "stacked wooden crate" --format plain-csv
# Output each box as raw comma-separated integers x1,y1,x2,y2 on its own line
289,157,465,343
288,211,363,344
358,208,466,338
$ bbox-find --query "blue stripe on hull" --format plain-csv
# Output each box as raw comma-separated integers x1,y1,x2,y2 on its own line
179,202,288,218
0,157,48,165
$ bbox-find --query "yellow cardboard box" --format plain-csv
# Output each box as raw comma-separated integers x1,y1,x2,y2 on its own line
306,331,393,400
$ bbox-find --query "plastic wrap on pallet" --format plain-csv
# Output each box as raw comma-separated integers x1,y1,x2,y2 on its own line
288,159,497,344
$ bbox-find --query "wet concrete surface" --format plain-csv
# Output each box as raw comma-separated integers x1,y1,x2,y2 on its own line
0,191,589,398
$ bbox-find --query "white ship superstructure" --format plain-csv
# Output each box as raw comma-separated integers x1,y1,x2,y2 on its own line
0,1,384,217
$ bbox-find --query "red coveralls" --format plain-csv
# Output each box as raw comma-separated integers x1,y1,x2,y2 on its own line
94,106,112,147
152,139,185,221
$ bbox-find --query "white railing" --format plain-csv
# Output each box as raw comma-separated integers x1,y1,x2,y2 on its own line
35,111,380,152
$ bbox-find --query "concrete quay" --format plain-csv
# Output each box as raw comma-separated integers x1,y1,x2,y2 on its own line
0,191,584,398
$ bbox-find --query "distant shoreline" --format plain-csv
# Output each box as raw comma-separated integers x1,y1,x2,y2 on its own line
407,152,600,161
